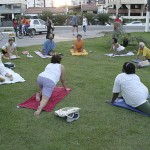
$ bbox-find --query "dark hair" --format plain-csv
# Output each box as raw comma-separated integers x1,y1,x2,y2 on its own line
8,38,14,42
112,38,117,43
122,62,135,74
77,34,82,38
51,55,62,64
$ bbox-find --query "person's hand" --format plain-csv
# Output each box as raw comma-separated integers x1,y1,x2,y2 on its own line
105,100,113,104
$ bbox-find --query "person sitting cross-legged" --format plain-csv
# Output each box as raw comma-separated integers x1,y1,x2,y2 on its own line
72,34,84,53
42,33,56,56
136,42,150,61
2,38,19,59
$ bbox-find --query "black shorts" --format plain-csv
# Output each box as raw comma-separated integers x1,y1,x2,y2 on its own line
73,25,78,27
2,50,7,55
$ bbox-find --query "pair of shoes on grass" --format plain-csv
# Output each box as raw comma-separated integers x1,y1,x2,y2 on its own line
66,112,80,123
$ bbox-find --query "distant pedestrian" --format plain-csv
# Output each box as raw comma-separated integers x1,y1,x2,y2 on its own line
12,19,18,34
82,15,88,35
72,13,78,35
46,17,53,39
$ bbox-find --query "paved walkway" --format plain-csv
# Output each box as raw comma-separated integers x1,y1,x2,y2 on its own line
0,27,105,47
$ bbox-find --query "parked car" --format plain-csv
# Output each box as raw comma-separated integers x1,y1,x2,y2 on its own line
125,21,143,26
29,19,47,34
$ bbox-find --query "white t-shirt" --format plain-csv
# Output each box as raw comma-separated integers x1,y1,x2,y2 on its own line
39,63,61,85
113,44,125,52
113,73,149,107
82,18,87,26
2,42,17,53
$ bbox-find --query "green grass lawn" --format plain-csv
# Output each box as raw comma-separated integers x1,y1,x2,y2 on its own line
0,32,150,150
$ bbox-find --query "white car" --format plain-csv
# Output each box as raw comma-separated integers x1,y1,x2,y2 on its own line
29,19,47,34
125,21,143,26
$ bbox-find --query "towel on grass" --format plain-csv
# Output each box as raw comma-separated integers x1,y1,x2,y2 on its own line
131,59,141,63
105,52,134,57
17,86,71,112
108,98,150,117
34,51,52,59
0,67,25,85
3,55,20,60
70,49,88,56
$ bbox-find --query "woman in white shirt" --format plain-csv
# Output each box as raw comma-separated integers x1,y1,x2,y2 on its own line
109,38,126,55
110,62,150,114
34,55,67,116
82,15,88,35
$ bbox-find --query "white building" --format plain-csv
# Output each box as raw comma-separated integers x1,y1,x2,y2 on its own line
0,0,27,20
27,0,51,8
27,0,90,8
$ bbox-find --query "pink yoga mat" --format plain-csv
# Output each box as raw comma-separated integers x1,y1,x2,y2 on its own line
18,86,71,112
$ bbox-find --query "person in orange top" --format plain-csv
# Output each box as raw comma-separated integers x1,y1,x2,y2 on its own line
21,17,30,33
73,34,84,52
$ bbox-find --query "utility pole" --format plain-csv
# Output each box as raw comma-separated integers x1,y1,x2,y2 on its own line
34,0,35,7
145,0,150,32
44,0,45,7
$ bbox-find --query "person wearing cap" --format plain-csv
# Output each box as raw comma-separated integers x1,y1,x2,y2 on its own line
1,38,19,59
72,34,84,52
136,42,150,61
107,62,150,115
34,54,67,116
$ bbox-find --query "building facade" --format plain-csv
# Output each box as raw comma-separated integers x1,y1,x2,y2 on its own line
0,0,27,20
108,0,147,17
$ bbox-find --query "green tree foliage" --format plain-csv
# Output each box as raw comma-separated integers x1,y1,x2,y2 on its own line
84,13,95,25
52,14,67,26
39,11,53,21
97,13,110,25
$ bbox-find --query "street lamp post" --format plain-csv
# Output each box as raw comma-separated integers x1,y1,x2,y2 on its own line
145,0,150,32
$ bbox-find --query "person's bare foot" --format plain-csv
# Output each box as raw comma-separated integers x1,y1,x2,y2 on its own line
36,92,41,101
34,106,42,116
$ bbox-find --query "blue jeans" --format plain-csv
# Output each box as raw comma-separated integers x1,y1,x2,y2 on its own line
83,25,86,32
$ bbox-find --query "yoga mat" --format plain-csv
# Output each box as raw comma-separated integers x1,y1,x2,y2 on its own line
108,98,150,117
17,86,71,112
3,55,20,60
34,51,52,59
0,68,25,85
70,49,88,56
105,52,134,57
131,59,141,63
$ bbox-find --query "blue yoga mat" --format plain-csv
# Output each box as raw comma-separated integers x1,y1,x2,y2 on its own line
110,99,150,117
131,59,141,63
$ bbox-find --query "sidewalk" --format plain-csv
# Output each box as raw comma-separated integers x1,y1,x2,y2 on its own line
0,28,105,47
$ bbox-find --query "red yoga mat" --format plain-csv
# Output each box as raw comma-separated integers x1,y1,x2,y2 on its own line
18,86,71,112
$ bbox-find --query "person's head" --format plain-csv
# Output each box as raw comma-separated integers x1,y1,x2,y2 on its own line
139,42,145,50
74,13,76,16
112,37,117,44
48,33,54,40
8,38,14,45
122,62,135,74
51,54,62,64
77,34,82,40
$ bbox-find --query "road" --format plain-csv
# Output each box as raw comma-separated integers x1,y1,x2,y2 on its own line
0,25,148,47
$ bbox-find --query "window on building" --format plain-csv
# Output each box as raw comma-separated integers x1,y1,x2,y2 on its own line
13,4,21,9
5,4,11,9
131,4,141,9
